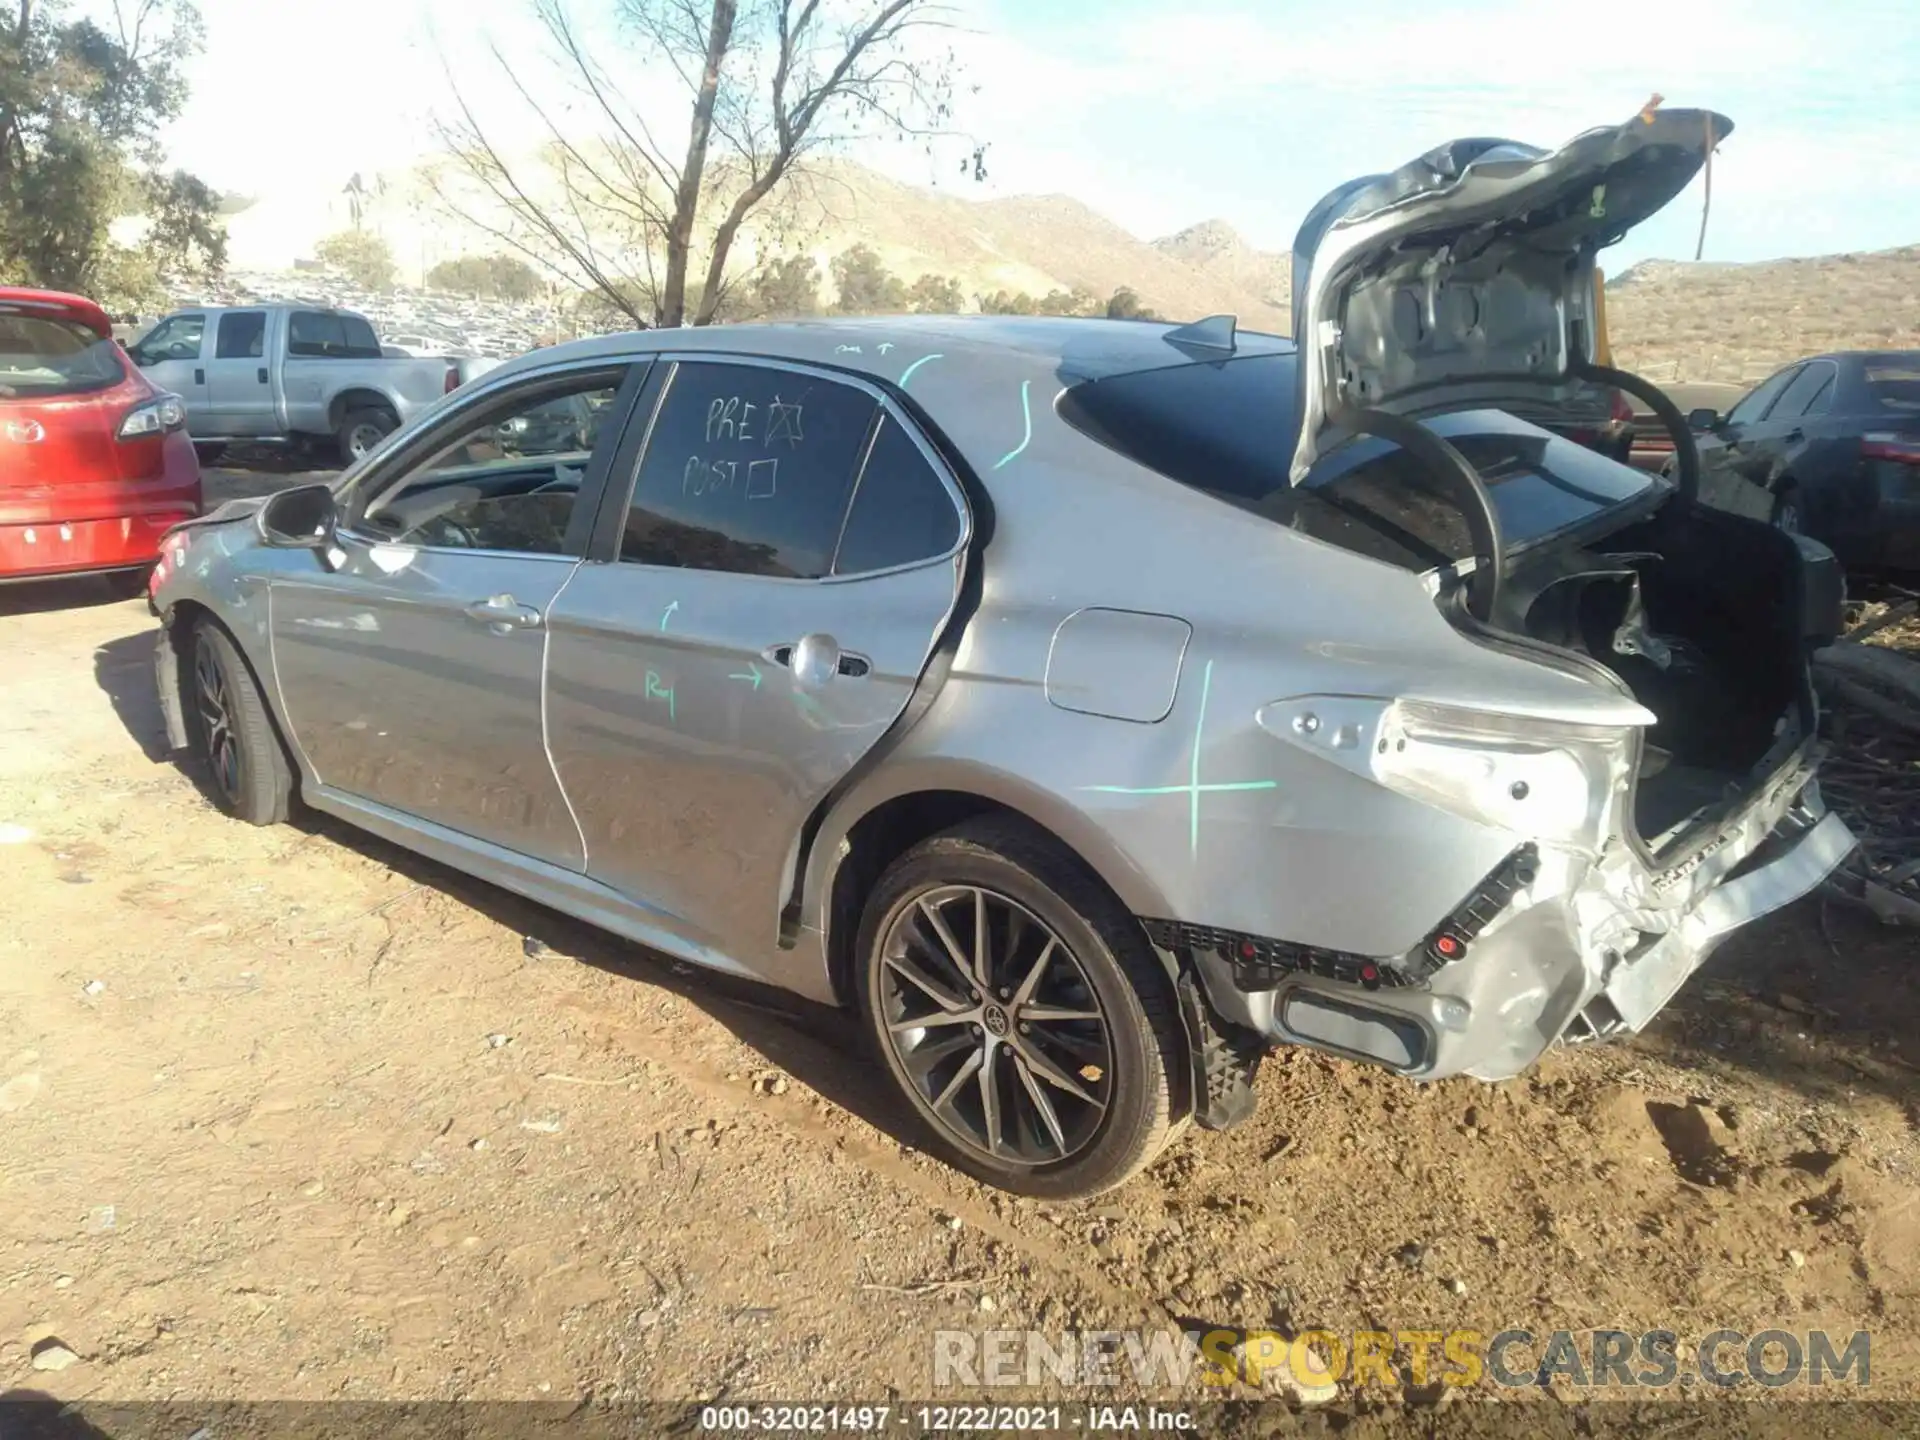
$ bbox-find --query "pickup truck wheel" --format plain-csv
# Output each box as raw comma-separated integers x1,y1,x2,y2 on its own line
857,817,1185,1199
338,407,398,466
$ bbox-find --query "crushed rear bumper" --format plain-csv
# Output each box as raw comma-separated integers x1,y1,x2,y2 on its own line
1186,766,1854,1082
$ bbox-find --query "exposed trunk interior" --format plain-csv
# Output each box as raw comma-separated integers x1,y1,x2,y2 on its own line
1495,499,1817,853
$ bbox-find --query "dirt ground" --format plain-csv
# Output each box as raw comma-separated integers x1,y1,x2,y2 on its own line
2,466,1917,1420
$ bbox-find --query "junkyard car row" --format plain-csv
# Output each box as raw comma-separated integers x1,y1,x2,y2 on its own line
3,108,1897,1197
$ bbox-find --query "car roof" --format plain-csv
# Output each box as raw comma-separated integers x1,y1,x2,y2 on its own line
488,315,1296,473
0,286,113,338
500,314,1294,386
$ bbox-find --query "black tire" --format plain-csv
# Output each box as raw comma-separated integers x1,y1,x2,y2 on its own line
1772,482,1804,536
856,817,1186,1198
337,406,398,467
103,566,150,600
192,441,227,465
185,618,294,826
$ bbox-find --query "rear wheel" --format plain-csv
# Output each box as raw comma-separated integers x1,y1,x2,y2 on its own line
337,406,398,467
856,817,1186,1198
186,619,293,826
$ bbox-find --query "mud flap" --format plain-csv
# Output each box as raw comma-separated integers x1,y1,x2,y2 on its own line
1176,970,1265,1131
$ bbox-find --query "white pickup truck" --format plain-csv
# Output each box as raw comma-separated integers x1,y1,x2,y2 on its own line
129,305,474,466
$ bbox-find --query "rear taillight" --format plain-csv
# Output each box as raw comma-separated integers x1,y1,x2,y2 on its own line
1608,389,1635,425
444,365,462,395
118,393,186,440
1863,432,1920,465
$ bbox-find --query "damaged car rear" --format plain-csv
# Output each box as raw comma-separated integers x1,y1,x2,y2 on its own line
1058,108,1852,1129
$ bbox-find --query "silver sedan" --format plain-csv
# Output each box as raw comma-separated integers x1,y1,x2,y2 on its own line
150,108,1852,1197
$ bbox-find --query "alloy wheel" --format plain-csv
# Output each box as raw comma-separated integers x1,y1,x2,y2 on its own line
194,640,241,802
876,885,1113,1166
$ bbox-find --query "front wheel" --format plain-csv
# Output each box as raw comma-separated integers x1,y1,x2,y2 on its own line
856,818,1187,1198
185,619,294,826
1772,483,1804,536
337,407,398,467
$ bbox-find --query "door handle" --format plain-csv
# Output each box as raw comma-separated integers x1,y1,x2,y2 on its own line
194,368,204,385
462,595,543,631
1784,427,1804,442
257,366,269,384
766,637,871,679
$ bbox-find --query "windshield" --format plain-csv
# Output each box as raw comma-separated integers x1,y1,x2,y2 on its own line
0,314,125,398
1060,352,1659,570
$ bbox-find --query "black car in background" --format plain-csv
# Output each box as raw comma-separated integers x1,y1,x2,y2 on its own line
1680,351,1920,570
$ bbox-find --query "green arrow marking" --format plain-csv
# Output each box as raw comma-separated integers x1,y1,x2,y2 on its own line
728,661,762,690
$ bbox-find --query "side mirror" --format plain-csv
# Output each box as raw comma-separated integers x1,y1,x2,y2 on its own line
258,483,338,548
1686,407,1720,432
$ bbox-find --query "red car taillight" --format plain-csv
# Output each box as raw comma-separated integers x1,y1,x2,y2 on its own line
1609,389,1635,426
444,365,462,396
118,393,187,440
1862,433,1920,465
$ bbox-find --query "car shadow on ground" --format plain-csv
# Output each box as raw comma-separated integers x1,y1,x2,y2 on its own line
88,629,930,1156
0,575,142,620
93,628,176,766
0,1393,116,1440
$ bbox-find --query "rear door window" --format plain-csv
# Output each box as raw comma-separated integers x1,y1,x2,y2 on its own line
1770,361,1838,420
215,311,267,359
0,313,125,396
288,311,384,359
620,360,879,579
341,314,382,357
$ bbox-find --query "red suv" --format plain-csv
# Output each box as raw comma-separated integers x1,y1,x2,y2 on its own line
1,287,202,595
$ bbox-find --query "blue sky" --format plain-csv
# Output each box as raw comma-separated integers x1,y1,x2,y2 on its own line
159,0,1920,267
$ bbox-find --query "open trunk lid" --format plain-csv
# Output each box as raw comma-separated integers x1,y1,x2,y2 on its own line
1287,108,1732,483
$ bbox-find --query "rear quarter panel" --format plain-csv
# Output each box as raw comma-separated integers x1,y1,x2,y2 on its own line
796,337,1631,963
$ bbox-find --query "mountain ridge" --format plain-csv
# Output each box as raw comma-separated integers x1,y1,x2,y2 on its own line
209,156,1920,382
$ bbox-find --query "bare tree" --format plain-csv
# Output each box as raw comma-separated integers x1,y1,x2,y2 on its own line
429,0,978,329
